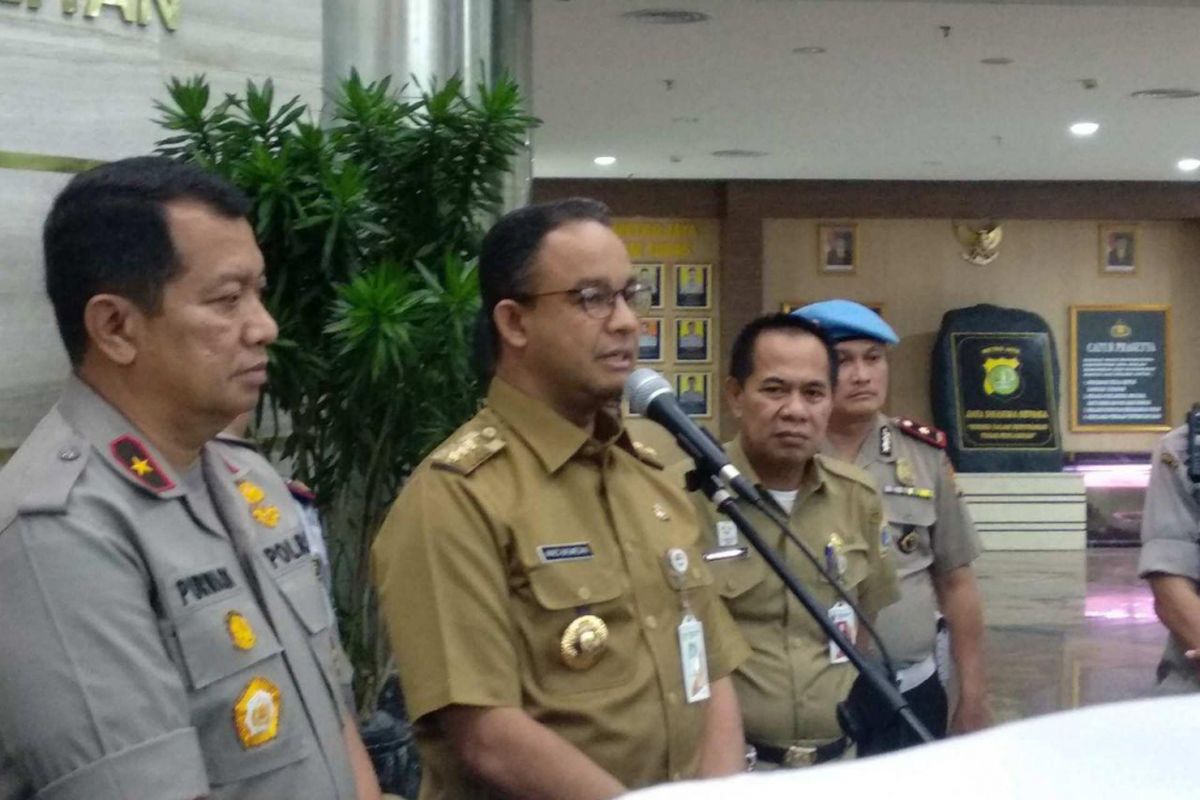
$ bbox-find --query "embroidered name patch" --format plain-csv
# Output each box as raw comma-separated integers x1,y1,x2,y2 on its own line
537,542,594,563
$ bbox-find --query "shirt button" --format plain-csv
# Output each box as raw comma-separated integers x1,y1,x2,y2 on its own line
725,580,737,593
58,447,80,461
644,615,657,629
578,587,592,601
667,691,679,704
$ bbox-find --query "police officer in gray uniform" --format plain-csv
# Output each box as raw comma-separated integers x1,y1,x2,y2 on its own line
797,300,990,752
0,157,380,800
1139,424,1200,693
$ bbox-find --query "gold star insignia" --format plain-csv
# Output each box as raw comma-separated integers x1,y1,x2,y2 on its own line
238,480,266,505
130,456,153,476
251,505,281,528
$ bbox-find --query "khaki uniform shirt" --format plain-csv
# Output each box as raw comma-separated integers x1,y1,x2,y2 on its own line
0,378,356,800
830,414,981,665
680,438,899,747
372,379,750,799
1137,425,1200,692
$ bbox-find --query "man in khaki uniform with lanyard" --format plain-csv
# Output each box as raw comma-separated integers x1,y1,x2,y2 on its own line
372,198,750,799
1140,423,1200,693
679,312,898,768
799,299,989,753
0,158,380,800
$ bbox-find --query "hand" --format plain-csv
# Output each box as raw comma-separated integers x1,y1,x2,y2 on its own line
950,693,991,735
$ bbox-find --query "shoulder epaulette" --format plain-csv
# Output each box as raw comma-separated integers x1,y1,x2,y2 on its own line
815,454,877,492
893,417,947,450
631,441,664,470
430,426,506,476
0,413,90,528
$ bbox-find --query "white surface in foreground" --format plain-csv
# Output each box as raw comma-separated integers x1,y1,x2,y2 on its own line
627,694,1195,799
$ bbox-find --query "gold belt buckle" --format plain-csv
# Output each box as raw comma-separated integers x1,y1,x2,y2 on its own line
783,744,817,768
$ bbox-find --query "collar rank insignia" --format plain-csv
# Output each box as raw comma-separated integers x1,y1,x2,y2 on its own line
234,676,281,748
879,425,894,457
110,435,175,492
894,417,948,450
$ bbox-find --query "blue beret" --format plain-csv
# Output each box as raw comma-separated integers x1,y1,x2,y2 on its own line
792,299,899,344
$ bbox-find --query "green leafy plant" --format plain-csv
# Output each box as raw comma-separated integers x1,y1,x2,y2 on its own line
153,72,536,711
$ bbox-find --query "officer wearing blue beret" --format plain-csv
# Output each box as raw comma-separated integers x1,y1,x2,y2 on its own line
795,300,990,753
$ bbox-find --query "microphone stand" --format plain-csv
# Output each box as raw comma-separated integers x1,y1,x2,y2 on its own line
689,470,933,748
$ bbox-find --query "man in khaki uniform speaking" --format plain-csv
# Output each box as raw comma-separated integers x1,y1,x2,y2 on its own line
372,198,750,800
678,312,898,769
798,299,989,752
0,158,380,800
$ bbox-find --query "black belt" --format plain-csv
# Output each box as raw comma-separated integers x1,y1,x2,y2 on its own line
751,737,848,767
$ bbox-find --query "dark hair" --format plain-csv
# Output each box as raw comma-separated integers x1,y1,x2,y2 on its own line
473,197,612,376
728,312,839,388
43,156,251,365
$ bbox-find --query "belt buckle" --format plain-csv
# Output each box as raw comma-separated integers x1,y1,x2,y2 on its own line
783,744,817,768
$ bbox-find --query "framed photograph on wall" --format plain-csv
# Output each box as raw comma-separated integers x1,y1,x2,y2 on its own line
674,318,711,362
1098,225,1138,275
635,263,664,308
674,263,711,309
638,318,663,362
674,372,712,418
818,223,858,274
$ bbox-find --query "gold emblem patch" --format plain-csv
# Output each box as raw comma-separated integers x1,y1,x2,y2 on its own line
238,480,266,505
251,505,281,529
898,529,919,555
234,677,281,748
895,457,914,487
226,611,257,651
560,614,609,670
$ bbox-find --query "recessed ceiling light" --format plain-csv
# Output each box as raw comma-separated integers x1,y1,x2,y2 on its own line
922,160,944,167
672,116,700,124
711,149,769,158
1177,158,1200,172
1131,88,1200,100
593,156,616,166
793,46,826,55
981,57,1014,66
622,9,710,25
1069,121,1099,137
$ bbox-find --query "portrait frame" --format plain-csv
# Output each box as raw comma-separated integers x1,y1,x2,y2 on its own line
635,262,664,308
674,317,712,363
638,317,664,363
1098,224,1138,276
674,263,712,309
818,223,858,274
674,371,712,418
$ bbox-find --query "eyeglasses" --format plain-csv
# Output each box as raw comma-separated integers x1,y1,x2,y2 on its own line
518,282,653,319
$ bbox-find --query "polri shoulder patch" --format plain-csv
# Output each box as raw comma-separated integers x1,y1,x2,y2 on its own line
631,441,664,470
894,417,947,450
110,434,175,492
430,426,505,476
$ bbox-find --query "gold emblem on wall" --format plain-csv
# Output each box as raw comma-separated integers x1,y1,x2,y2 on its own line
953,221,1003,266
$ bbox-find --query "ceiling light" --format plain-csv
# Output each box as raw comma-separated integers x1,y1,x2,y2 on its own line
711,149,769,158
593,156,616,166
981,57,1014,66
671,116,700,124
622,9,710,25
1069,121,1099,137
1131,88,1200,100
793,46,826,55
1177,158,1200,172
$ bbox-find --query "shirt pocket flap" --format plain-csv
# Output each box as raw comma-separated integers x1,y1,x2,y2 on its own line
175,593,282,690
886,496,937,528
274,557,333,635
527,561,623,611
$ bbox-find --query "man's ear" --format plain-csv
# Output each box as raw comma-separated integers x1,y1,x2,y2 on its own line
725,376,744,419
493,299,530,352
82,294,142,367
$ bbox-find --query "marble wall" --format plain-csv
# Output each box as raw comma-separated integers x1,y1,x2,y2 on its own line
0,0,323,447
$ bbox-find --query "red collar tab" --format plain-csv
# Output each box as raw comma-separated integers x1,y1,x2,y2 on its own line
894,417,947,450
110,435,176,492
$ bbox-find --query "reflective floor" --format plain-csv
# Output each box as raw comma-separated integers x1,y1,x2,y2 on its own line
977,548,1165,723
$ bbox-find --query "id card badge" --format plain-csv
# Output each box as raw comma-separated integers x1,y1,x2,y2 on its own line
827,602,858,664
678,614,711,703
716,520,739,547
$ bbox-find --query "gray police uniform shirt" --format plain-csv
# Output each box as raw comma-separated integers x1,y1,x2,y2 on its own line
829,414,982,665
0,377,356,800
1137,425,1200,693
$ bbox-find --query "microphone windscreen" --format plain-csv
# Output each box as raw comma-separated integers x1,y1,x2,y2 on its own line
625,368,673,416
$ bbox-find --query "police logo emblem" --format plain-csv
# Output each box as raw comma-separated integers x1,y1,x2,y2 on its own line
234,677,281,748
898,529,919,555
895,457,915,487
560,614,609,670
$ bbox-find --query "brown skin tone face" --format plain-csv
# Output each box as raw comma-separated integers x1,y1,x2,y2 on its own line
492,220,639,431
727,329,833,490
830,339,889,424
80,200,277,468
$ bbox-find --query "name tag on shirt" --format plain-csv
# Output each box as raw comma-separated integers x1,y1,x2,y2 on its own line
678,614,711,703
828,602,857,664
537,542,594,563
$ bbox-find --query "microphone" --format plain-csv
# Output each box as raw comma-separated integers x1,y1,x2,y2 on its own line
625,368,764,506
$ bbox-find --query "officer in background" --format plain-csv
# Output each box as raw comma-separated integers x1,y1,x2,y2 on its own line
1139,421,1200,693
799,299,989,752
0,157,380,800
372,198,750,800
677,312,898,769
